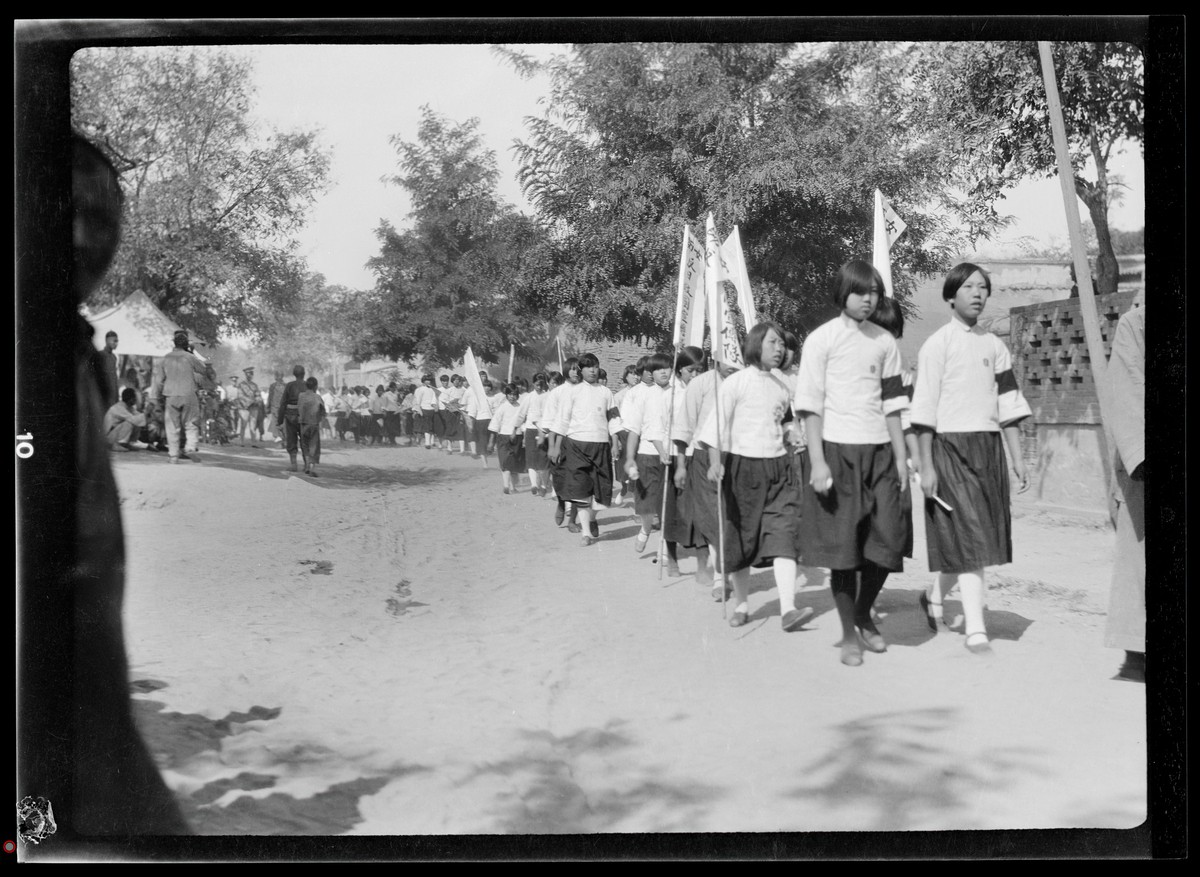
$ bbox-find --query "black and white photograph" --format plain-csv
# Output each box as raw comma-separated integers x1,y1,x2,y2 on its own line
14,17,1184,862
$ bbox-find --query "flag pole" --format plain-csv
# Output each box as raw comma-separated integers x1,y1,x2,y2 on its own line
507,342,515,383
658,221,694,582
703,213,729,618
713,364,727,618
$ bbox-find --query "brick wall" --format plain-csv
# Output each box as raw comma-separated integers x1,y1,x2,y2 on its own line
1009,290,1138,473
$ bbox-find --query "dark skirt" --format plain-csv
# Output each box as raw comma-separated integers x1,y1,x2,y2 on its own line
633,452,666,519
432,410,447,439
798,441,906,572
662,456,689,545
496,433,525,474
415,410,434,435
473,418,492,454
719,454,802,572
562,437,614,506
682,451,719,550
442,410,463,440
524,427,548,470
550,442,567,497
402,410,414,436
924,431,1012,573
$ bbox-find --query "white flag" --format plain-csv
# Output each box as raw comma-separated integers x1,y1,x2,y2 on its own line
705,213,744,367
463,346,488,412
720,226,758,330
673,223,707,349
872,189,907,298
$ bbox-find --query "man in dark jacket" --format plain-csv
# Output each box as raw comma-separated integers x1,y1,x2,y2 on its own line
276,364,307,472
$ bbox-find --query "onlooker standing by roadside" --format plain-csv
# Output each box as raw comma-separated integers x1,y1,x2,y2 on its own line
236,366,263,447
266,370,288,446
94,330,121,408
149,330,206,463
1105,292,1145,682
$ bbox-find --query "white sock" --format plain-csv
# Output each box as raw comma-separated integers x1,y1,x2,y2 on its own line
774,557,797,614
958,570,987,639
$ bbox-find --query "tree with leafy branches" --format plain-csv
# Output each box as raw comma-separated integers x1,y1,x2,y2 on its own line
500,42,996,344
71,46,332,343
911,39,1143,296
353,107,551,368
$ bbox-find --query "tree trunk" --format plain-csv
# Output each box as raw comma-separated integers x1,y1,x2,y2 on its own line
1075,177,1120,298
1083,191,1120,297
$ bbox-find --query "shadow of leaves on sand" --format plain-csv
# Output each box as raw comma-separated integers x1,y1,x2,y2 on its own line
131,690,426,835
461,723,723,833
783,707,1047,830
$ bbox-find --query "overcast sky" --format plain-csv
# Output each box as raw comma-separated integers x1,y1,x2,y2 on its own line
232,42,1143,291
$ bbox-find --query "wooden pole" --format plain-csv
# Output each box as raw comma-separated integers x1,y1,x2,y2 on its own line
1037,42,1115,446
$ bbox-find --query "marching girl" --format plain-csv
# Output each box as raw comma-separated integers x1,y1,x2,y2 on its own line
910,263,1031,655
794,260,910,667
615,359,648,504
463,379,496,468
868,296,921,579
778,328,809,501
488,381,527,494
698,322,813,632
547,353,623,546
333,386,354,443
622,352,673,563
351,386,372,446
659,346,704,578
522,372,552,497
543,360,580,528
681,353,738,597
412,374,439,450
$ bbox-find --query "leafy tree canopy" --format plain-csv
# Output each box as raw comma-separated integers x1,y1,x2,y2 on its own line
911,40,1143,295
71,47,332,343
352,107,552,368
502,42,996,343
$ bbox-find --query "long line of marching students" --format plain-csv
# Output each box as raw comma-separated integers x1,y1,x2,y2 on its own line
509,260,1032,667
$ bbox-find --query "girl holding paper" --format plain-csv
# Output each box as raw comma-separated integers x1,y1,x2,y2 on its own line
910,263,1031,655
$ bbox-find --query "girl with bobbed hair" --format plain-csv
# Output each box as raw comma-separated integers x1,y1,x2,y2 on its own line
794,260,911,666
699,323,814,633
910,262,1031,654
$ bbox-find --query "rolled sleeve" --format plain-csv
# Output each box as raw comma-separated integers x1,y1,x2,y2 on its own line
910,334,944,430
793,331,827,418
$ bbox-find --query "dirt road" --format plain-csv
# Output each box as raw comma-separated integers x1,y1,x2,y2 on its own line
114,440,1146,841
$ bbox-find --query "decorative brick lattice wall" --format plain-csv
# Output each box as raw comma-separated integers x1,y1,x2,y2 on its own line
1009,291,1137,467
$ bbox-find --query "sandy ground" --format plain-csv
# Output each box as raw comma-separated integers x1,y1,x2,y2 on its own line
112,437,1146,840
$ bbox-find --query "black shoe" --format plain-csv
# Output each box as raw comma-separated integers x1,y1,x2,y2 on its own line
554,504,565,527
589,520,599,538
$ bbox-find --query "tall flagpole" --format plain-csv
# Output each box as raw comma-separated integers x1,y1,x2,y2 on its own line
658,222,695,581
704,214,729,618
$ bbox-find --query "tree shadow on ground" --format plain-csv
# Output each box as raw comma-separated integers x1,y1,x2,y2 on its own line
116,445,484,489
783,707,1049,831
130,682,426,835
460,721,723,833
